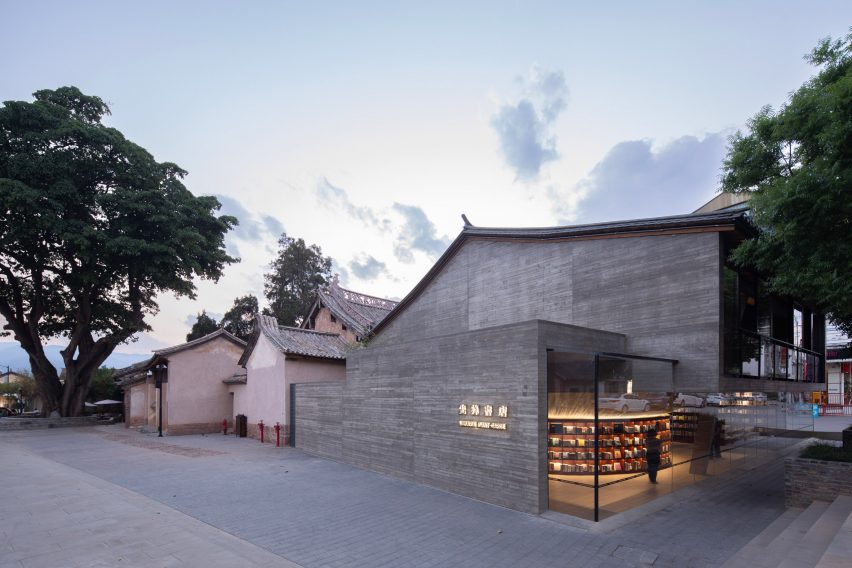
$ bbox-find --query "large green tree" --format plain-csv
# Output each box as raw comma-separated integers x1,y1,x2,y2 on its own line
263,234,331,326
722,32,852,334
186,310,221,342
221,294,258,341
0,87,237,416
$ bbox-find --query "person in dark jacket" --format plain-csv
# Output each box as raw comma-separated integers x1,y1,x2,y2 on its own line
646,429,662,484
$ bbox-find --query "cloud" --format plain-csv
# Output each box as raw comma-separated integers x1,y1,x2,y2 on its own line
262,215,284,237
348,255,387,281
392,203,451,263
491,67,568,181
315,177,390,231
564,133,729,224
216,194,285,247
331,260,350,287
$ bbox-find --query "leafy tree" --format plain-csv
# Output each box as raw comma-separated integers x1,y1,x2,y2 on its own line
721,32,852,334
87,367,120,401
263,234,332,326
0,87,237,416
221,294,258,341
186,310,220,341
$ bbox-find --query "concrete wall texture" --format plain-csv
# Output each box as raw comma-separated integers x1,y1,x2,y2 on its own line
296,321,625,514
296,231,723,513
373,233,722,391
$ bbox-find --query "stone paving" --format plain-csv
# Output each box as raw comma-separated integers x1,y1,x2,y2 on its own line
0,426,808,567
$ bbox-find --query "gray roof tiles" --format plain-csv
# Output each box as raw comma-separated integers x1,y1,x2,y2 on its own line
257,314,350,360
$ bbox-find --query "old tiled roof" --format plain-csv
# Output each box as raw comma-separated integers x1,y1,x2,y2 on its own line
245,314,350,362
153,328,245,357
115,329,246,387
304,280,398,336
370,207,754,337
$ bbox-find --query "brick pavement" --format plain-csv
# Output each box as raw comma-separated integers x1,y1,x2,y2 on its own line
1,426,799,567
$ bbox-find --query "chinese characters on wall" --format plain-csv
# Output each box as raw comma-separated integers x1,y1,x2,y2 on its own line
458,402,508,430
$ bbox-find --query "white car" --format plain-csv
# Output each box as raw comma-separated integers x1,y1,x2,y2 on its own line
674,393,705,407
598,393,651,413
705,393,732,406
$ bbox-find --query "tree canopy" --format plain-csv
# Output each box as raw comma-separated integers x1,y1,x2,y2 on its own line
0,87,237,416
263,234,331,326
186,310,221,342
721,32,852,334
87,367,120,402
221,294,258,341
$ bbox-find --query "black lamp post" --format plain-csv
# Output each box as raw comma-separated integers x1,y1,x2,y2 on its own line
153,363,167,437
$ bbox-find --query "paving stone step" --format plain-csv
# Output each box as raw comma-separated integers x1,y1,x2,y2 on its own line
778,496,852,568
816,503,852,568
721,501,830,568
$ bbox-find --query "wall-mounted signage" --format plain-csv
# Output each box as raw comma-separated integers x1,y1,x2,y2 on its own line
458,403,508,430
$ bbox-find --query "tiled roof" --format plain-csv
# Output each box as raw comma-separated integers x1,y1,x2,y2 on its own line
115,329,246,387
257,314,350,360
153,328,245,356
307,280,398,336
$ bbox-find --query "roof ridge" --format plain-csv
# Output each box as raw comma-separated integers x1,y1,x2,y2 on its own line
153,328,246,356
276,325,342,337
335,285,398,308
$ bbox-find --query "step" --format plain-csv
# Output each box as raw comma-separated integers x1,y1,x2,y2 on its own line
719,508,801,568
816,505,852,568
721,501,831,568
778,496,852,568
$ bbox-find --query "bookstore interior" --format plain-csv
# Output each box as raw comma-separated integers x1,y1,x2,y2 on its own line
546,351,814,521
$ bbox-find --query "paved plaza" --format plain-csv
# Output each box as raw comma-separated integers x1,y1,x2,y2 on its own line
1,424,847,567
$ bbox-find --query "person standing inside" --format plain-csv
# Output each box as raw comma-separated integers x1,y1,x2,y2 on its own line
646,430,662,484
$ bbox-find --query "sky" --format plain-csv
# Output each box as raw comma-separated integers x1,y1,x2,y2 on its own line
1,1,850,356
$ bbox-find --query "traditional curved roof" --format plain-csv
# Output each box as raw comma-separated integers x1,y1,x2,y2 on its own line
115,329,246,387
370,207,754,338
239,314,350,366
303,279,398,337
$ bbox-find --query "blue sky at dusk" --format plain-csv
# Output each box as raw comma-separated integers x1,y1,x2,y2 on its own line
1,1,850,355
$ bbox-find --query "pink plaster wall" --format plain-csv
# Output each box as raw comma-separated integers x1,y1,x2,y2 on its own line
128,383,147,426
233,333,345,436
164,336,244,432
233,332,287,427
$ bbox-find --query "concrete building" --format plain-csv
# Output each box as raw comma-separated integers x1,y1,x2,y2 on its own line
293,206,826,520
117,329,246,435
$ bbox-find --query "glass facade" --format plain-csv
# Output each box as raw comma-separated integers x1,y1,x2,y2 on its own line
722,266,825,382
546,351,814,522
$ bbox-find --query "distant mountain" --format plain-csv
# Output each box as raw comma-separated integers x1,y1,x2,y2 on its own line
0,342,149,372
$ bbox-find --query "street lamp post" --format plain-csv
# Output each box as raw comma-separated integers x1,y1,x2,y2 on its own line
153,363,167,437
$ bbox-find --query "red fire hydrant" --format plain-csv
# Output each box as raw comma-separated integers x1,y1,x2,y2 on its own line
259,420,264,443
222,419,228,435
275,422,281,447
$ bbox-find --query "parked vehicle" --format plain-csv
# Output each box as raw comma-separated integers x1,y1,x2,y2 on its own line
705,393,733,406
739,392,768,405
674,393,705,407
598,393,651,413
0,407,14,417
640,392,672,410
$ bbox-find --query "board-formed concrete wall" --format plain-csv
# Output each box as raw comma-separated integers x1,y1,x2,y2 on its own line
293,382,344,457
373,232,721,392
295,320,625,514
